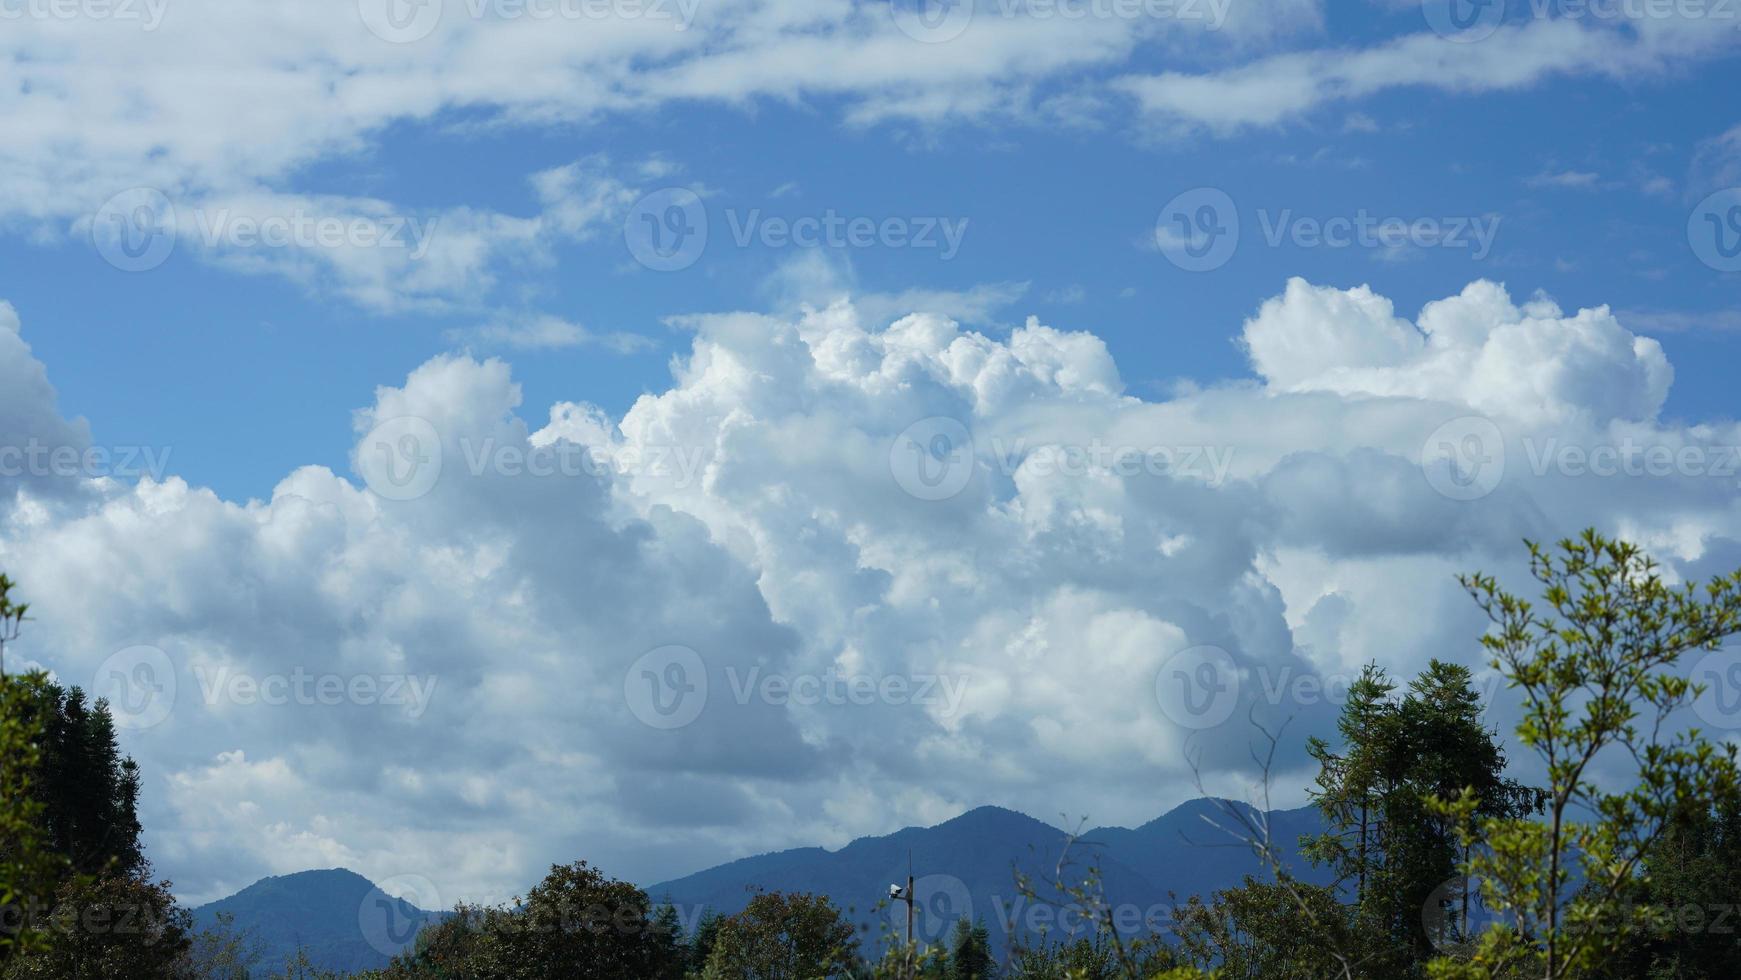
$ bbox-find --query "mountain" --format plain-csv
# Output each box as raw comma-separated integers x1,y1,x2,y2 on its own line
190,868,441,975
189,799,1332,972
645,798,1332,959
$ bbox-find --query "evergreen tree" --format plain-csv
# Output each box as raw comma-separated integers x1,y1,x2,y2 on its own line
947,917,994,979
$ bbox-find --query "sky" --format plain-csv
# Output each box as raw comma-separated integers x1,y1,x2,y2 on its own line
1,0,1740,912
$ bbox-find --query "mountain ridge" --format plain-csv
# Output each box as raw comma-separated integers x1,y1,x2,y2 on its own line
191,798,1330,972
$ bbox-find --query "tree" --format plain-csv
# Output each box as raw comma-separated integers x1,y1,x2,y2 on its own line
1170,874,1361,980
0,872,191,979
701,891,859,979
0,573,27,679
1434,531,1741,979
376,904,504,979
1588,789,1741,979
1303,663,1396,907
502,861,685,979
0,572,210,980
1006,934,1187,980
0,673,63,963
948,917,994,980
1299,660,1541,977
178,910,264,979
688,908,723,975
378,862,684,980
22,682,146,878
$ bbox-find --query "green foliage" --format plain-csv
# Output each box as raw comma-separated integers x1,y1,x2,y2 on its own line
702,890,859,979
178,910,264,979
1004,933,1186,979
1432,531,1741,980
1585,791,1741,979
1302,660,1541,976
18,681,146,879
689,907,723,975
378,861,687,979
0,673,63,962
0,573,29,679
374,904,504,979
264,948,349,979
1170,874,1357,980
0,873,191,979
949,917,995,979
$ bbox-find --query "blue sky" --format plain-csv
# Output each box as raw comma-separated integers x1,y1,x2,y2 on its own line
4,2,1738,501
2,0,1741,908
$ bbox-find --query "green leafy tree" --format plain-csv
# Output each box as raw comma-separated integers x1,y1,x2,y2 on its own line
379,862,683,979
1433,531,1741,979
178,910,264,979
377,903,505,979
0,573,27,680
265,948,348,979
1170,874,1360,980
1588,789,1741,979
1005,934,1187,980
2,578,65,964
701,890,859,979
0,673,63,963
499,861,685,979
1,873,191,979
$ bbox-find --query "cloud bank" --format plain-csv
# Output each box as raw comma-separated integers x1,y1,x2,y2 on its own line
2,276,1739,906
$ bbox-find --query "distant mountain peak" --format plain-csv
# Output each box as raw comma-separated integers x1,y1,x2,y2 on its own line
193,867,438,975
937,804,1060,832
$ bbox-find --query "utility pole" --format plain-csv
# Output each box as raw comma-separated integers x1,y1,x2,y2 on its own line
889,857,916,980
906,870,914,969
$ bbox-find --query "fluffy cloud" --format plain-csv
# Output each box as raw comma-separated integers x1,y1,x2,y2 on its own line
2,276,1739,908
1243,277,1672,425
